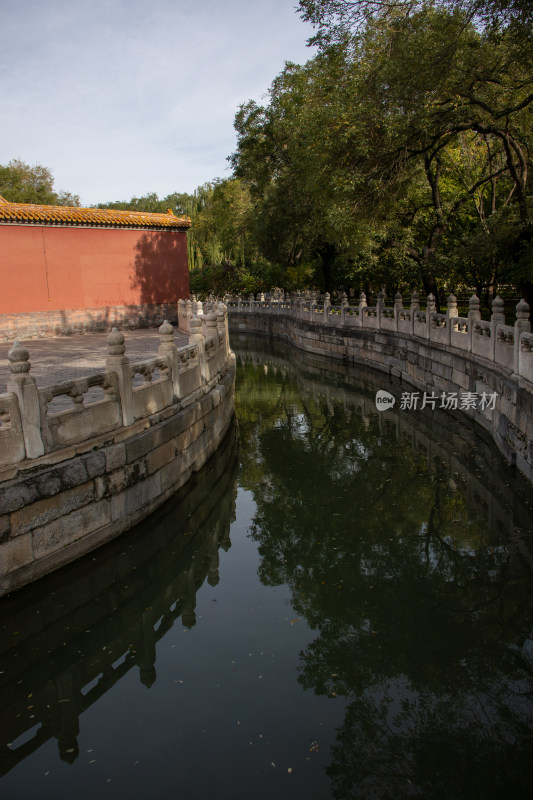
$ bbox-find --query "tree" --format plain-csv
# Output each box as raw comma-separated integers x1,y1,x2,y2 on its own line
0,159,79,206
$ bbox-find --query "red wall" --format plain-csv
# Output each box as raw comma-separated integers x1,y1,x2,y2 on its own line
0,225,190,314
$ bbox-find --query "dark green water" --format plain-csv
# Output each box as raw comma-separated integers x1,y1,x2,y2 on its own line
1,334,533,799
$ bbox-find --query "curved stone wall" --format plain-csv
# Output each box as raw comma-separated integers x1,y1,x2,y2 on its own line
0,307,235,596
227,296,533,483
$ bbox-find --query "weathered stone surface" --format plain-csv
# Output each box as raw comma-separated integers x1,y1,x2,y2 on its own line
1,533,33,573
35,469,62,498
110,473,162,521
146,440,175,475
0,514,10,541
83,450,107,479
32,500,112,559
1,354,235,595
10,481,95,537
105,443,126,471
0,480,40,515
55,459,89,490
125,423,172,464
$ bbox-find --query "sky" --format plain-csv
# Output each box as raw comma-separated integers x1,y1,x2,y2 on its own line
1,0,316,206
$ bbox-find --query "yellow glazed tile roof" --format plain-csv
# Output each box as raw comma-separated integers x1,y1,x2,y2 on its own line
0,200,191,229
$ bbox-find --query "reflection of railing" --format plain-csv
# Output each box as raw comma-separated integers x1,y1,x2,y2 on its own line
225,291,532,384
0,304,230,467
0,424,237,774
232,338,533,567
227,291,533,482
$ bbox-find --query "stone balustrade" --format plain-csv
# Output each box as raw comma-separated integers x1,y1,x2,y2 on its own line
0,303,235,596
225,291,533,483
0,305,230,469
225,292,532,385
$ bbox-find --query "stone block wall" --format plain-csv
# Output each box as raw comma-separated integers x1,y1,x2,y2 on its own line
227,294,533,483
0,303,235,596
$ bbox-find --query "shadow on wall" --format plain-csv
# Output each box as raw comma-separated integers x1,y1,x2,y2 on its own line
131,231,189,304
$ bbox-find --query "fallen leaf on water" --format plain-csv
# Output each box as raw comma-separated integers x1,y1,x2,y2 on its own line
290,618,302,626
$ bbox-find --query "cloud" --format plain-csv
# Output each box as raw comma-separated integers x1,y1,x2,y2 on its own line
0,0,316,205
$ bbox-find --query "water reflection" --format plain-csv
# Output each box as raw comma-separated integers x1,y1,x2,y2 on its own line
0,424,238,776
2,333,533,798
233,334,533,799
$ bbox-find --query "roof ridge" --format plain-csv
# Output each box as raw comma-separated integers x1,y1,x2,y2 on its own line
0,200,191,229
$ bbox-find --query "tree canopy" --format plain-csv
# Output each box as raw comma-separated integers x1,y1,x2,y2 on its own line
0,159,79,206
227,0,533,305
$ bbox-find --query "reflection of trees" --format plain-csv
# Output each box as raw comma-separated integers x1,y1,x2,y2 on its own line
234,337,533,798
0,425,238,776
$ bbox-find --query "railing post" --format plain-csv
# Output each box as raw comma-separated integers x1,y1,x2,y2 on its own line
514,299,531,376
468,294,481,353
490,295,505,362
217,302,229,360
190,316,207,383
359,292,367,328
178,299,186,332
376,290,384,330
394,292,403,331
410,291,419,336
186,299,193,332
158,320,180,400
323,293,331,322
106,328,134,427
7,340,45,459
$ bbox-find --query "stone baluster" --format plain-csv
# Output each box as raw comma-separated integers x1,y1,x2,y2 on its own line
341,291,349,309
324,293,331,320
358,292,367,327
514,298,531,377
249,292,254,310
467,294,481,353
425,293,436,340
490,295,505,362
189,315,207,382
376,290,384,329
394,292,403,315
206,309,218,339
177,298,186,332
468,293,481,322
445,293,458,346
158,320,180,399
7,340,45,458
217,302,229,359
106,328,134,427
447,293,458,319
185,299,193,332
409,291,419,335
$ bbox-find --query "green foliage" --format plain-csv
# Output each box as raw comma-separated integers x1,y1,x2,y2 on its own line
0,159,79,206
227,0,533,304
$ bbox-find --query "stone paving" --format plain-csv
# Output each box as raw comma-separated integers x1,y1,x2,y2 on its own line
0,328,189,395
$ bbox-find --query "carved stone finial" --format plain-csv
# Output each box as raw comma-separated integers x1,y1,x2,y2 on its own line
469,293,480,309
190,315,203,334
516,298,530,320
8,339,31,375
107,327,125,357
492,295,504,313
206,311,218,328
159,319,174,338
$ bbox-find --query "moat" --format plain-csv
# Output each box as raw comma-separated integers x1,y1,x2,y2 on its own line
1,333,533,799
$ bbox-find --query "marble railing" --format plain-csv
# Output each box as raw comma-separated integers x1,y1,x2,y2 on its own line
224,291,533,387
